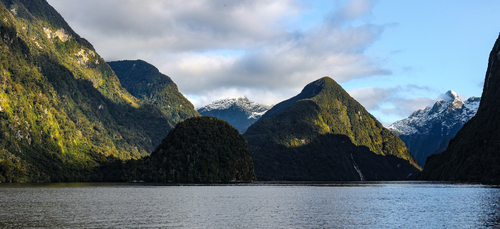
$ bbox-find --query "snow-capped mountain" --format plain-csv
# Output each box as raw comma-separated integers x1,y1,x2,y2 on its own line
197,97,272,133
388,90,480,166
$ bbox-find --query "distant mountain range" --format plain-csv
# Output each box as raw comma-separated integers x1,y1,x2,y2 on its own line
388,90,480,166
244,77,421,181
197,97,272,133
419,33,500,184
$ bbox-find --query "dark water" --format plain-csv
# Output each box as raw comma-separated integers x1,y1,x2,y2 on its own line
0,181,499,228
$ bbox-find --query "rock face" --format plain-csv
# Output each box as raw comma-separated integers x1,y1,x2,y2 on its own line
388,91,480,166
244,77,421,181
197,97,272,133
419,34,500,183
0,0,177,182
109,60,199,124
145,116,257,183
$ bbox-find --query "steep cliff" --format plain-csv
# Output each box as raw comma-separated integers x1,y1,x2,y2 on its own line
0,0,175,182
419,34,500,183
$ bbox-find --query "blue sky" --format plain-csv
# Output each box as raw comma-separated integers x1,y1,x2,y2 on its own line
342,0,500,123
47,0,500,125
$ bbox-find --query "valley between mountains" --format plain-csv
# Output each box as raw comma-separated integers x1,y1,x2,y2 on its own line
0,0,498,184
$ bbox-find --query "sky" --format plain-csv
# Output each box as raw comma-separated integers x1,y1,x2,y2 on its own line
46,0,500,126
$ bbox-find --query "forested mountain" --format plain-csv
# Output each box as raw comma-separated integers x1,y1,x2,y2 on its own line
243,77,421,181
0,0,177,182
108,60,199,124
388,90,480,166
145,116,256,182
419,34,500,183
96,116,257,183
197,97,271,133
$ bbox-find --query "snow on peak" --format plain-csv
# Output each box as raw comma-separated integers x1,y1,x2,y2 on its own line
197,97,272,119
388,91,480,136
444,90,460,102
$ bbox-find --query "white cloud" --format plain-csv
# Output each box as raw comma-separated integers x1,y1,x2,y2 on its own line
49,0,298,54
47,0,391,107
348,85,438,124
329,0,374,24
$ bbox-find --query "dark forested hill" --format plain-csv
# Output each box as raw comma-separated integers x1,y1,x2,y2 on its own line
419,34,500,184
243,77,420,181
146,116,256,182
0,0,177,182
98,116,257,183
108,60,199,124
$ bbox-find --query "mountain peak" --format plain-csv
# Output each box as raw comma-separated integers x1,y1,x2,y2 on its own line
244,77,421,181
389,91,479,133
302,76,336,96
443,90,460,102
197,97,272,133
259,77,340,119
198,96,268,112
388,90,480,166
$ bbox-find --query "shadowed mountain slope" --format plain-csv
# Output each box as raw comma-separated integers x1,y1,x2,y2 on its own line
108,60,199,124
244,77,420,181
419,34,500,184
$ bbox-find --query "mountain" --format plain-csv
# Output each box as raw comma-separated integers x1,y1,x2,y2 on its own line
197,97,272,133
419,34,500,183
108,60,199,124
388,90,480,166
0,0,178,182
96,116,257,182
144,116,256,182
243,77,421,181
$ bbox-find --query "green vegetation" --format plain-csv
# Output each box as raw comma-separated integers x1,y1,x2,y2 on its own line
108,60,199,124
244,77,420,181
0,0,178,182
0,0,420,183
419,35,500,184
146,116,256,182
96,117,257,183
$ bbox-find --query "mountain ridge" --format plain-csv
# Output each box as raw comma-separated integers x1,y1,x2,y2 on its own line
197,97,271,133
0,0,181,182
108,59,199,124
388,90,480,166
244,77,420,181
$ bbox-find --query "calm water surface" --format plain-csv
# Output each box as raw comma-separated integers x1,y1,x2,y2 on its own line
0,181,499,228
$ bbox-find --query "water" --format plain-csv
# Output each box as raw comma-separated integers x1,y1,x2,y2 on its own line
0,181,499,228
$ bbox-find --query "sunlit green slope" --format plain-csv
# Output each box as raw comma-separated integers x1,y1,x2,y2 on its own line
0,0,175,182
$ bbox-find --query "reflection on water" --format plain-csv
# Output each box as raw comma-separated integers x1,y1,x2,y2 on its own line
0,181,499,228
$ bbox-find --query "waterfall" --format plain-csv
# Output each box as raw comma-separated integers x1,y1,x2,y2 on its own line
351,154,365,181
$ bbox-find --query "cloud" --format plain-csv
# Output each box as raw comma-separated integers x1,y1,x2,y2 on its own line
49,0,298,56
348,85,438,124
47,0,390,107
329,0,374,24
